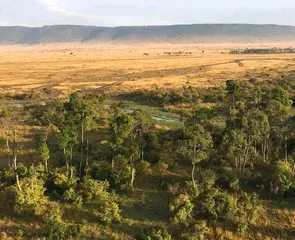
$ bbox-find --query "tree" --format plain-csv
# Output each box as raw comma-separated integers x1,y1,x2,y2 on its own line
13,176,48,216
38,139,50,173
58,126,78,178
226,80,240,110
224,109,270,175
109,103,134,168
179,124,212,187
128,109,153,186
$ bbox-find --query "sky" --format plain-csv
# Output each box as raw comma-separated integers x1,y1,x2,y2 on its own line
0,0,294,27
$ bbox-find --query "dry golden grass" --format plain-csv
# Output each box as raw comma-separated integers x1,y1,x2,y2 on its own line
0,42,294,97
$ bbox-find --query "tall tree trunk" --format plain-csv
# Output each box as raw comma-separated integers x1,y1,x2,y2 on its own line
63,147,69,178
191,163,196,187
45,159,48,173
238,156,242,178
112,153,115,169
85,139,89,177
12,130,21,191
13,155,21,192
79,121,84,178
285,137,288,162
192,145,197,187
70,167,74,179
130,155,135,187
232,94,235,110
70,146,73,168
6,139,10,167
141,144,144,162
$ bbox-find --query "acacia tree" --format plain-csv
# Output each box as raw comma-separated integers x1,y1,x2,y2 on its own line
64,93,105,177
266,99,291,161
0,106,24,167
180,124,213,187
224,129,249,178
109,103,134,168
242,110,270,163
38,139,50,173
223,109,270,176
226,80,240,110
58,125,78,178
128,109,153,186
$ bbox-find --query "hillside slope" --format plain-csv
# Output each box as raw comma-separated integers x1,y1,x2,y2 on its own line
0,24,295,44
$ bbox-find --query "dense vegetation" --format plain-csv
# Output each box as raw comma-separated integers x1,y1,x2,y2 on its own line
230,48,295,54
1,72,295,239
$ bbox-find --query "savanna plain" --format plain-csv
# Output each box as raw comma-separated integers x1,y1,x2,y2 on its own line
0,42,295,240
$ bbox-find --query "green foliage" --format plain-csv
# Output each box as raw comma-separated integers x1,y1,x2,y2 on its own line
149,229,172,240
38,140,50,170
53,171,79,194
13,177,48,216
3,77,295,239
180,124,213,165
63,188,83,206
153,161,169,175
136,161,152,175
79,179,109,202
90,159,132,193
272,161,295,195
170,170,260,237
99,201,121,224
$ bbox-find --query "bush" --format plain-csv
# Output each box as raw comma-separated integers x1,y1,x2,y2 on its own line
90,159,132,194
169,171,260,237
90,161,112,183
52,171,79,195
43,201,85,239
63,188,83,206
47,222,84,240
150,229,172,240
42,201,63,225
99,201,121,224
153,162,169,175
274,161,295,195
79,179,109,202
13,177,48,216
136,161,152,175
181,220,210,240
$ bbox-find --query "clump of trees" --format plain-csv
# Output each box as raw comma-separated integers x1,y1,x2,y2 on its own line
230,47,295,54
2,76,295,238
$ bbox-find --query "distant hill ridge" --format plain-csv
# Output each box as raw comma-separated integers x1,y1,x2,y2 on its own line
0,24,295,44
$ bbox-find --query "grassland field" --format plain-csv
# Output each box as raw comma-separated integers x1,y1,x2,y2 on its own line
0,42,294,97
0,42,295,239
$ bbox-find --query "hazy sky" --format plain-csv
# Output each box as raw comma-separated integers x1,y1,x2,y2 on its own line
0,0,295,27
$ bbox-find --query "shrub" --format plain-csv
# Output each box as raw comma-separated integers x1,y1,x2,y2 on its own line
181,220,210,240
274,161,295,195
79,179,109,202
90,161,112,182
47,222,84,240
136,161,152,175
43,202,85,240
13,177,48,216
90,160,132,193
154,162,169,175
169,171,260,237
150,229,172,240
63,188,83,206
52,171,79,195
99,201,121,224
